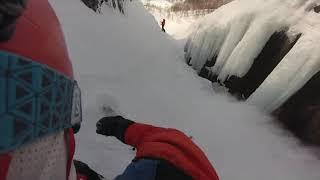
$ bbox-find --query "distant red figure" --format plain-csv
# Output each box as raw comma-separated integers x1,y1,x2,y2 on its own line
161,19,166,32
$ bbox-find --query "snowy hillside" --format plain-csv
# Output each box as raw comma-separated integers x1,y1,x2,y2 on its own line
49,0,320,179
142,0,228,39
142,0,233,39
142,0,196,39
141,0,175,8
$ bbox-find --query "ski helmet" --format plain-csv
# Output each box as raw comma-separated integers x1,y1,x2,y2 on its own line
0,0,73,78
0,0,82,153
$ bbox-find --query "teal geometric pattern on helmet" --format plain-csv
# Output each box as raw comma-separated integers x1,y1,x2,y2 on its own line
0,51,76,153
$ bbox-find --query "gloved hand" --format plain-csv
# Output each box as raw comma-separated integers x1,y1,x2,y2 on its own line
96,116,134,143
72,123,81,134
74,160,104,180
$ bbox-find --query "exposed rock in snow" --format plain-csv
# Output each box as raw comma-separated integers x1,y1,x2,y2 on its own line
274,70,320,145
315,5,320,13
185,0,320,145
81,0,126,13
142,0,174,9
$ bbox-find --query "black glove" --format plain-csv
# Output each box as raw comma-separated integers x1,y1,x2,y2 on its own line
72,123,81,134
74,160,104,180
96,116,134,143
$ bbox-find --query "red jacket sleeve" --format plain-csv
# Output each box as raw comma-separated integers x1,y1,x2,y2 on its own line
124,123,219,180
0,154,12,180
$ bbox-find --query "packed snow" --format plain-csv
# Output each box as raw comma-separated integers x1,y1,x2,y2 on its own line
141,0,173,9
185,0,320,112
49,0,320,179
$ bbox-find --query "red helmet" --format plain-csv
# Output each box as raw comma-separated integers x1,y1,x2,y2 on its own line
0,0,74,78
0,1,79,178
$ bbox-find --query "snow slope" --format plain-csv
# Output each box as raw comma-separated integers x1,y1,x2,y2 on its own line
185,0,320,112
142,0,204,39
49,0,320,179
142,0,232,39
145,7,198,39
141,0,174,8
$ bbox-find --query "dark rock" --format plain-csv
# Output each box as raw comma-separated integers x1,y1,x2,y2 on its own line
226,30,301,99
81,0,101,12
314,5,320,13
199,66,218,83
199,66,210,79
193,30,301,100
186,29,320,146
81,0,126,13
224,75,244,100
205,54,217,67
186,57,192,66
274,71,320,146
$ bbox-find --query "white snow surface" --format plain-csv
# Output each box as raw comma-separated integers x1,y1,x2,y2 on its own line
142,0,173,8
186,0,320,112
146,8,198,39
49,0,320,180
143,0,199,39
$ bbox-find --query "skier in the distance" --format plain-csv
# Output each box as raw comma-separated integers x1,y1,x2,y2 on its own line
0,0,219,180
161,19,166,32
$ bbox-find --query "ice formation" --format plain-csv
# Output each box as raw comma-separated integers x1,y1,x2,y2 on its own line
185,0,320,112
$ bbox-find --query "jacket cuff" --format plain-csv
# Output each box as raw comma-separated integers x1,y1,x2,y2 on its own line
117,119,134,143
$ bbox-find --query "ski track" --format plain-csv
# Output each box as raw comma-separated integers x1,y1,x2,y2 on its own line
49,0,320,179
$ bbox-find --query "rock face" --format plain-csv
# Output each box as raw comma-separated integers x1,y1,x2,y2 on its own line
195,30,302,99
184,0,320,146
225,31,302,100
81,0,126,13
81,0,100,12
171,0,224,12
275,71,320,145
314,5,320,13
193,29,320,145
